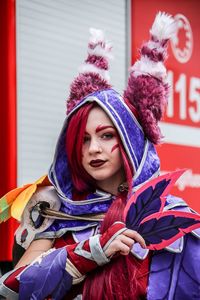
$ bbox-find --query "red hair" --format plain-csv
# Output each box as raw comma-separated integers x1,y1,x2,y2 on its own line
66,103,148,299
83,196,148,300
66,102,133,193
66,103,96,192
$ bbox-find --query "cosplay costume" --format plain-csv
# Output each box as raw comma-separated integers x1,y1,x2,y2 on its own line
0,12,200,300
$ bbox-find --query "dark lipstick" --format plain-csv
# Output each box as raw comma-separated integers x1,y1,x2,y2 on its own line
90,159,106,167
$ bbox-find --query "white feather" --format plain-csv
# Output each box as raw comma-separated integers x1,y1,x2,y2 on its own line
146,40,165,52
88,44,113,59
89,27,105,44
79,63,110,82
150,11,177,41
88,28,113,59
130,56,167,80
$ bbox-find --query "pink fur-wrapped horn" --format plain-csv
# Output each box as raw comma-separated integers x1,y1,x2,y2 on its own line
124,12,177,144
67,28,112,114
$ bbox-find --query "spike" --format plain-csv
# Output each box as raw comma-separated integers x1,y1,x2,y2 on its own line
150,11,177,41
124,11,177,144
67,28,112,113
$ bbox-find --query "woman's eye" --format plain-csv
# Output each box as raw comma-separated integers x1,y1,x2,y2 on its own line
102,133,114,139
83,136,90,143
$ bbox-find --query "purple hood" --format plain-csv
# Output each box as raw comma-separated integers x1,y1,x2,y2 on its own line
39,89,160,237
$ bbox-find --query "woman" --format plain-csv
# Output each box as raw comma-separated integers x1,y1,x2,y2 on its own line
0,12,200,300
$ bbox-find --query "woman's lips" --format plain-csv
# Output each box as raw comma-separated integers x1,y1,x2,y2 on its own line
89,159,106,167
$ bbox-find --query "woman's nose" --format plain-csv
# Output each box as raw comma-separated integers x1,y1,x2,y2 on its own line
88,138,102,154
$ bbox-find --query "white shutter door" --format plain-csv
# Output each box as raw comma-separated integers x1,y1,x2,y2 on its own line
16,0,128,184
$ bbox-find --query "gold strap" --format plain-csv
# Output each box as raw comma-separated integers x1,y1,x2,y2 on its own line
40,207,105,222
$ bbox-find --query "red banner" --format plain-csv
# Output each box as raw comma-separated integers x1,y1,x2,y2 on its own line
131,0,200,212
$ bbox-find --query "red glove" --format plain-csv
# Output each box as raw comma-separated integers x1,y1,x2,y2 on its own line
66,222,126,274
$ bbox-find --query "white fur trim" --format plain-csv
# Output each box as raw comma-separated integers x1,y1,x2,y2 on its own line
88,44,113,60
150,11,177,41
79,63,110,82
130,55,167,80
146,40,165,53
89,28,105,44
88,28,113,60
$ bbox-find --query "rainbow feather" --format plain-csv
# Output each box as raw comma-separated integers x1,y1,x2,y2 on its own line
0,175,49,223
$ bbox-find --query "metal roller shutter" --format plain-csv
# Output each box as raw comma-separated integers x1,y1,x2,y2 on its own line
16,0,129,185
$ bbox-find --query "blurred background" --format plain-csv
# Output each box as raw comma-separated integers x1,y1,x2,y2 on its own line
0,0,199,274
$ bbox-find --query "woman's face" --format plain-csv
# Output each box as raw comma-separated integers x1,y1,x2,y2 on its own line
82,106,124,193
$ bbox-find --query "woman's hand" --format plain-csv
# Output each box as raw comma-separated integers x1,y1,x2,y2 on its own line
104,228,146,258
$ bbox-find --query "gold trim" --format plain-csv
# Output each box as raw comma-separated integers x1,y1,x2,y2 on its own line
40,207,105,222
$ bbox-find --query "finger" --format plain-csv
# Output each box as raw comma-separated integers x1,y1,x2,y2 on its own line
105,239,131,257
117,242,131,256
117,235,135,248
123,229,146,248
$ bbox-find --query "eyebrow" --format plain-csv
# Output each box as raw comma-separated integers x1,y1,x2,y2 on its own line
95,125,115,133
